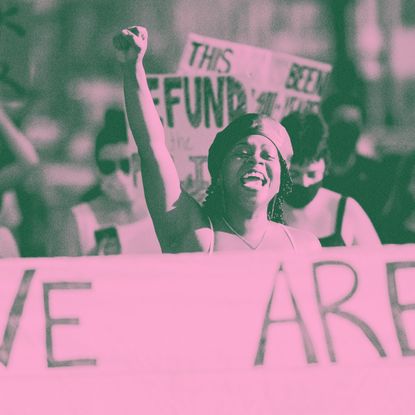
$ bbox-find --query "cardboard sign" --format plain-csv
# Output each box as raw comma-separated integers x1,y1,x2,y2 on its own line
160,34,332,195
178,32,332,118
1,246,415,414
149,73,270,200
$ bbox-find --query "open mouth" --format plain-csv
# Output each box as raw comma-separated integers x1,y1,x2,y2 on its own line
240,171,268,190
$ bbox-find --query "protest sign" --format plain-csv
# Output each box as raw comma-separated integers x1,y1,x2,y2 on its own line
1,246,415,414
159,34,331,195
148,72,328,198
148,73,264,199
178,32,332,119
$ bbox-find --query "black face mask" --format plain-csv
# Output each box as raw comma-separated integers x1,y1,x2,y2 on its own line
284,181,323,208
328,121,361,163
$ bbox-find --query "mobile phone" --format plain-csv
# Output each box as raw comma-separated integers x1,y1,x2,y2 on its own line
94,227,121,255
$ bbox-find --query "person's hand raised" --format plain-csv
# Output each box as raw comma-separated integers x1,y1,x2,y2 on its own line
113,26,148,65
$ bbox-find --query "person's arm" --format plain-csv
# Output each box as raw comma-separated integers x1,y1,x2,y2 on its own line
0,105,39,192
288,226,322,251
113,26,204,249
343,198,381,246
0,227,19,258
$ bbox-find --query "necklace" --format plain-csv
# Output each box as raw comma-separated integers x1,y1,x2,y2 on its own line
222,216,268,250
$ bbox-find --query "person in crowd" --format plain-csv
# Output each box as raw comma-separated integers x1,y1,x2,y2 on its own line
0,226,19,258
379,151,415,244
281,111,380,247
54,107,160,256
321,94,385,228
113,26,319,253
0,190,21,232
0,103,39,257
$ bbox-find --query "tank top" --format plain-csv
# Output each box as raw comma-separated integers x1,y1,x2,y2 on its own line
71,202,161,255
318,196,347,247
207,217,297,253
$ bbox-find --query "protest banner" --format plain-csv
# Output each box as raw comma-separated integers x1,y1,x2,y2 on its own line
178,32,332,120
1,245,415,414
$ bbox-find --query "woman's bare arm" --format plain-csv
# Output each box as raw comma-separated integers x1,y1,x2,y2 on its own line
113,26,202,247
0,227,20,258
0,105,39,192
343,198,381,246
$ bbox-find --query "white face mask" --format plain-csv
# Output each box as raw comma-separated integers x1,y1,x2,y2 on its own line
100,171,138,203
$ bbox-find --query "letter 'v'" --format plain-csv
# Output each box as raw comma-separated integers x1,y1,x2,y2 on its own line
0,269,35,367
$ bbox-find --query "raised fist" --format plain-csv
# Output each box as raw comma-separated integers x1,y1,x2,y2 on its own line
113,26,148,64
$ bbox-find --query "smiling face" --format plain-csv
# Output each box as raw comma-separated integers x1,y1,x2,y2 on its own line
219,135,281,212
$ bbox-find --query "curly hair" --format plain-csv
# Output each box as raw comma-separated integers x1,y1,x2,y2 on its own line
202,151,292,224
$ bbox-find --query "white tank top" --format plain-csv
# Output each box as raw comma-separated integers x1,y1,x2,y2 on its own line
71,203,161,255
207,217,297,254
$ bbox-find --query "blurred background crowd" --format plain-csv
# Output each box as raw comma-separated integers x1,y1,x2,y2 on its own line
1,0,415,257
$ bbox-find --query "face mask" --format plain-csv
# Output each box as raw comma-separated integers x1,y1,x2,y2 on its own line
328,121,360,163
100,171,137,203
285,181,323,208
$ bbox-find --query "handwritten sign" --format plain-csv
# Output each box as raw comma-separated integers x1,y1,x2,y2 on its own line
1,246,415,413
162,34,332,195
148,74,257,199
178,33,332,119
148,72,330,199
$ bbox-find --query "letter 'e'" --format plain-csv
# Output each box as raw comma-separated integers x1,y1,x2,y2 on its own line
43,282,97,368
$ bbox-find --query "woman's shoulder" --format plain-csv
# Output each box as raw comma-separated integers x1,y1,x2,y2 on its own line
342,196,370,221
154,191,211,253
271,222,321,250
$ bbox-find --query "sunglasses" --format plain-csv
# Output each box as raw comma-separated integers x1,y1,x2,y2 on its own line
97,158,131,175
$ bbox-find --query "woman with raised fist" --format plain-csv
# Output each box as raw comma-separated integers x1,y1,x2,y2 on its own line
113,26,319,253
